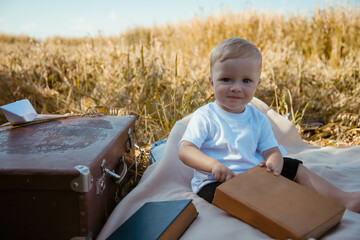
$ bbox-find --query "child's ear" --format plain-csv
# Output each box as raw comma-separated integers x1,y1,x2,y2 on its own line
209,75,214,88
257,78,262,87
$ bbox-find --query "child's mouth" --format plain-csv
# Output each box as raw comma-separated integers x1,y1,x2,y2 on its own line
227,96,241,100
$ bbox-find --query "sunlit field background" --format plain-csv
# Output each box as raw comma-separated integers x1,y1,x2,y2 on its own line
1,6,359,195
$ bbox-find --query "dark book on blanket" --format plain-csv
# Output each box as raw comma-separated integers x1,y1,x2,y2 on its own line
106,199,198,240
212,166,346,240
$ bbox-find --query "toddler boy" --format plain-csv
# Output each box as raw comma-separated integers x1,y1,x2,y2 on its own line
178,38,360,212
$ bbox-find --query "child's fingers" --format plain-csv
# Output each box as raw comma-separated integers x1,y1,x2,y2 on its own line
221,175,226,182
217,173,224,182
225,172,235,181
261,161,281,176
215,171,233,182
212,171,219,181
216,175,223,182
267,163,281,175
266,162,273,172
273,168,281,175
212,164,235,182
213,171,224,182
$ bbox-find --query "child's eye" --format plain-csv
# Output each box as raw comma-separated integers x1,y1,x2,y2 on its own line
242,78,251,83
222,78,231,82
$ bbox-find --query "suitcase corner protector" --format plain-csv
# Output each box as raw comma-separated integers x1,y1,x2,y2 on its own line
71,165,93,192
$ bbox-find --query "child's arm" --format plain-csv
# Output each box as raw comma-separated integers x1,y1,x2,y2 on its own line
179,140,236,182
259,147,284,175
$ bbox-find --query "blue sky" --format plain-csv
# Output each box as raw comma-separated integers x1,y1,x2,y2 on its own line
0,0,358,39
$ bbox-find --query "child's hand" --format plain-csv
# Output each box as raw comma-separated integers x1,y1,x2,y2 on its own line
260,147,284,176
211,162,236,182
259,160,282,175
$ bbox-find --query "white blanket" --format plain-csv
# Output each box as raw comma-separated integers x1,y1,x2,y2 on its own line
98,97,360,240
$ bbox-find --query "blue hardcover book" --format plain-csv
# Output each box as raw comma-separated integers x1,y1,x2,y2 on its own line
107,199,198,240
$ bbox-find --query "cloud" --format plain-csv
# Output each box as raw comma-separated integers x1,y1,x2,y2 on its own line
109,12,117,21
19,23,38,32
68,17,95,32
0,18,8,32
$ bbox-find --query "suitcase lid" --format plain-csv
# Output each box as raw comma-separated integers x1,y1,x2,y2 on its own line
0,115,135,190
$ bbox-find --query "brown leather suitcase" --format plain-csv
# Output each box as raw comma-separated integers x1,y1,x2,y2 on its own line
0,115,135,240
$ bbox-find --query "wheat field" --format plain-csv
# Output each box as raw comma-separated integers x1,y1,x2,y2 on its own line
1,6,359,193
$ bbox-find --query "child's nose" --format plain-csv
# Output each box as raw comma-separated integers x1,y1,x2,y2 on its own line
230,81,242,92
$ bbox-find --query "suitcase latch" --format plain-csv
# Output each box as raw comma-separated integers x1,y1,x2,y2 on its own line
96,158,127,196
71,165,93,192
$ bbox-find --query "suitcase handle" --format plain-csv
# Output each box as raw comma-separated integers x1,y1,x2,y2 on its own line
101,158,127,184
96,158,127,196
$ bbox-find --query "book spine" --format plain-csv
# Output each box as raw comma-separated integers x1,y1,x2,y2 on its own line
158,202,198,240
213,190,298,240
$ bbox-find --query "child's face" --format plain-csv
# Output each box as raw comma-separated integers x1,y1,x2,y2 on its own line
209,56,261,113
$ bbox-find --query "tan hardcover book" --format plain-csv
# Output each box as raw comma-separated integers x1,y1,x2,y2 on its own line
213,166,345,240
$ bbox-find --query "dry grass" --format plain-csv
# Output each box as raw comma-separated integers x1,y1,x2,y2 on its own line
1,6,359,193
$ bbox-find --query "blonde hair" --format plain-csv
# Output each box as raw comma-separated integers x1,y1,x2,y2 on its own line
210,38,262,74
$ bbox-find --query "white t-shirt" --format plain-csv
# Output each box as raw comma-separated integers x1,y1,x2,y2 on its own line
180,101,280,193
